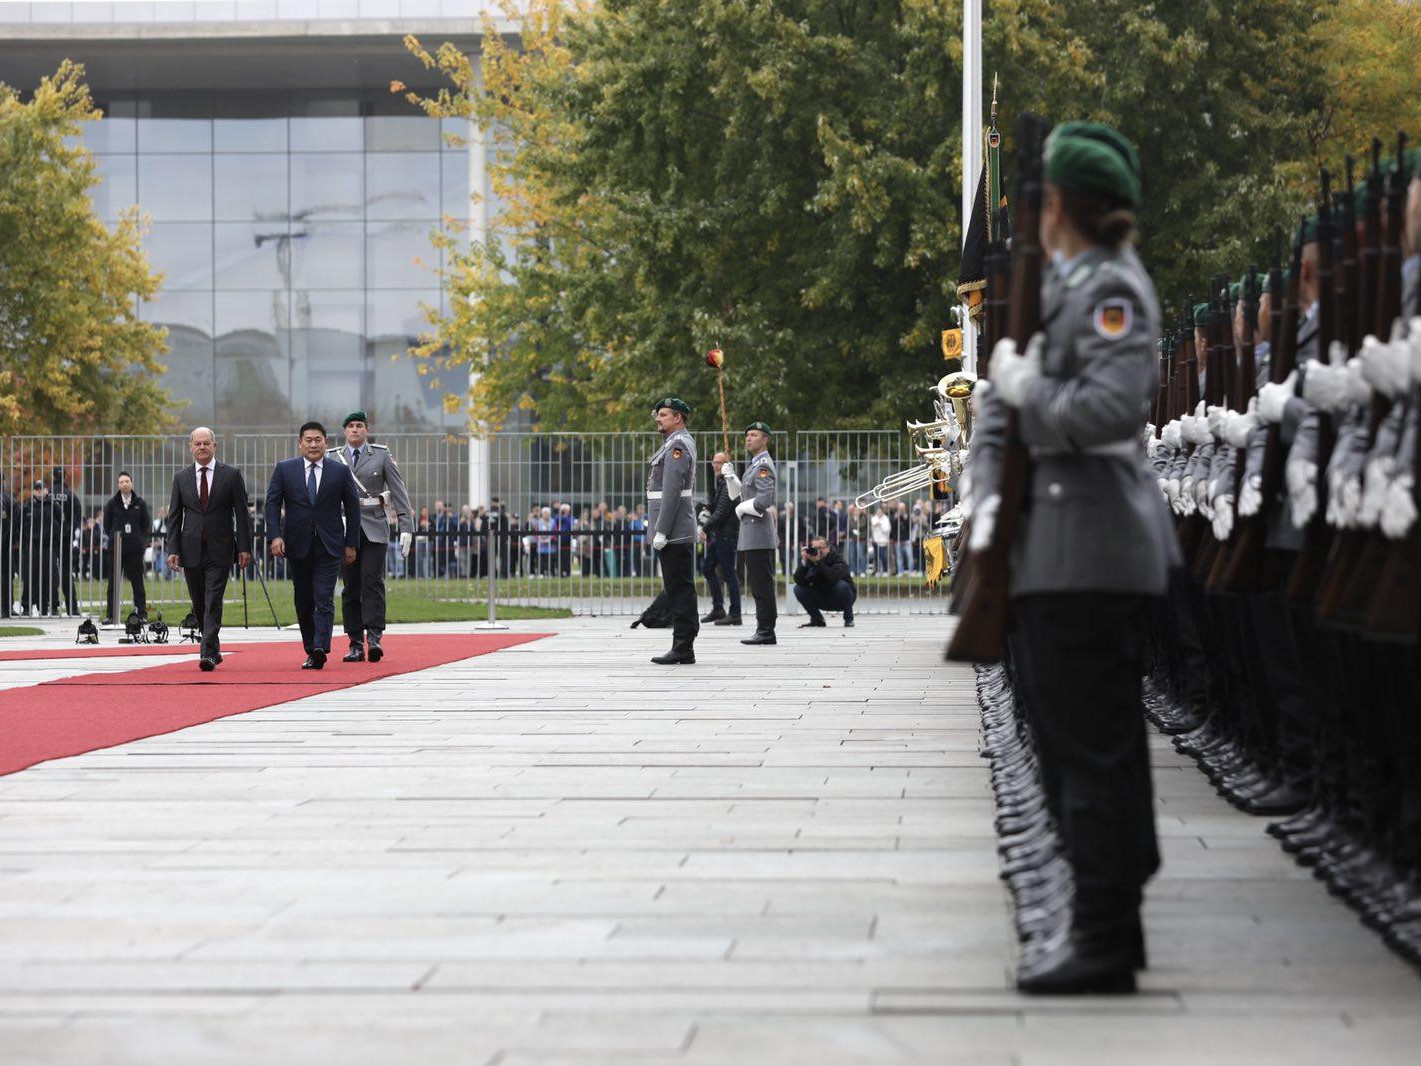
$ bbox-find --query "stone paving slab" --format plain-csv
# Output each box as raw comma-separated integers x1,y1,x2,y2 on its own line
0,617,1417,1064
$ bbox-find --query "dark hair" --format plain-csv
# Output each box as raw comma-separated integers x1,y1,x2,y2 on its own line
1057,186,1136,247
117,470,132,480
298,421,327,438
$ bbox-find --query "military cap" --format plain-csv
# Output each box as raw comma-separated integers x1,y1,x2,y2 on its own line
342,410,369,426
1044,121,1142,208
1193,302,1211,327
32,479,44,491
1301,216,1320,244
652,397,691,416
745,421,772,435
1228,281,1241,303
1238,271,1266,298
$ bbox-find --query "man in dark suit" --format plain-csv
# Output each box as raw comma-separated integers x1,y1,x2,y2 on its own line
265,421,360,669
165,427,254,670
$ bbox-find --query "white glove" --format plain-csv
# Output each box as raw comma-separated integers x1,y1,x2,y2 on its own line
1359,456,1395,529
399,531,413,557
1144,423,1157,448
968,493,1001,552
1193,473,1212,513
1341,357,1373,407
1183,406,1212,446
1238,474,1263,517
734,499,760,519
1212,495,1235,540
1408,316,1421,379
1287,459,1318,527
1206,405,1226,439
1380,472,1417,539
1145,432,1161,459
652,531,668,551
1302,355,1349,412
991,332,1045,408
1360,328,1410,399
1179,475,1197,515
1165,477,1183,513
722,468,742,500
1162,420,1183,451
1222,402,1259,448
1256,371,1296,424
1331,469,1363,529
696,508,710,528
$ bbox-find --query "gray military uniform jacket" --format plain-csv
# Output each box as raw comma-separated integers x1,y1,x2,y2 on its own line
326,443,413,544
737,450,780,551
972,244,1178,596
647,429,697,544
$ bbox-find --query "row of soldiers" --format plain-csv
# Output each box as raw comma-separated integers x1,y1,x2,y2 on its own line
1144,142,1421,968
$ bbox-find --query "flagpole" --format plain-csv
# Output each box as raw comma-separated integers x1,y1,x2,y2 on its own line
961,0,982,376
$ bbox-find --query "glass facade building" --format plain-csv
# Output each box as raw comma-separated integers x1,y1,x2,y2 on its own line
2,6,496,431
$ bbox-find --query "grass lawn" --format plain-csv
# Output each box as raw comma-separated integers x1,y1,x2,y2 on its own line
0,626,45,637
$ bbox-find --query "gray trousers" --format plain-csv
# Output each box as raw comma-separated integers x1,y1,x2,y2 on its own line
183,548,229,660
342,531,388,638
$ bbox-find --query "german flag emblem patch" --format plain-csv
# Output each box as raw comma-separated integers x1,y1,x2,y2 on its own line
1093,299,1131,340
758,468,769,478
672,448,683,459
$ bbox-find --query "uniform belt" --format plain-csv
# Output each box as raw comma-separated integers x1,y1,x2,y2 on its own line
360,498,384,508
646,490,693,499
1030,438,1140,461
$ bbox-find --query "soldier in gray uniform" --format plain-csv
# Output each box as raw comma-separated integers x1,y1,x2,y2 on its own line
724,421,778,645
646,397,699,664
970,121,1176,995
328,411,413,663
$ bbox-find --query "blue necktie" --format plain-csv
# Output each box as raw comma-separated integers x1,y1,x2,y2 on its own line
306,463,317,505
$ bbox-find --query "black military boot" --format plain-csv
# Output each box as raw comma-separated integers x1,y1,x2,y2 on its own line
741,630,777,646
714,614,743,626
701,606,727,623
342,638,365,663
366,631,384,663
652,648,695,665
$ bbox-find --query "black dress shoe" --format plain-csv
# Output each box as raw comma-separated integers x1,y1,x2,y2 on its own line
342,642,365,663
701,607,727,623
741,630,777,645
798,619,826,628
302,649,327,670
1240,780,1310,817
843,616,854,627
651,650,695,665
198,657,216,672
1016,941,1137,995
714,615,743,626
366,633,383,663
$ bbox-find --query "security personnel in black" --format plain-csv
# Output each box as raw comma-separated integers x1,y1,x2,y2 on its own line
21,480,57,616
646,397,699,664
49,467,80,615
101,472,153,623
0,487,14,618
698,452,742,625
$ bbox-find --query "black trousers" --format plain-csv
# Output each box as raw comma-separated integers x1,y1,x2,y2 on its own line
183,548,230,660
24,547,55,612
289,539,342,655
741,547,777,633
701,534,741,616
342,531,388,638
105,551,147,617
656,542,699,653
1011,592,1159,951
793,579,856,622
0,543,10,617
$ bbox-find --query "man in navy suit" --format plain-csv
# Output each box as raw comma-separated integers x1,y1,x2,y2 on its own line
265,422,361,669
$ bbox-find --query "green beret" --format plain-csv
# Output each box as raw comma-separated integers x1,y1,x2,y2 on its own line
1301,216,1320,245
1193,302,1210,327
1228,281,1241,303
343,410,369,426
652,397,691,416
1044,121,1142,208
745,421,772,435
1237,271,1265,299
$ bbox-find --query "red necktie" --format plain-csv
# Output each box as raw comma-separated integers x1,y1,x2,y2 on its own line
199,466,209,509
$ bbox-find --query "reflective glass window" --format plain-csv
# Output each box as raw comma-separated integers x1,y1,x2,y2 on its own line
291,153,364,222
369,290,448,429
367,221,438,289
142,291,215,424
440,149,474,220
145,223,214,291
215,223,292,290
290,222,365,290
89,154,137,222
291,95,363,152
215,291,292,430
136,95,213,153
137,155,213,222
83,113,136,155
291,290,365,426
214,154,290,222
367,152,440,220
366,113,440,153
214,92,289,152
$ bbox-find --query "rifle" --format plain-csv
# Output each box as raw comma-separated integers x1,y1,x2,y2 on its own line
1285,169,1340,605
1190,275,1233,581
946,115,1046,664
1220,224,1305,592
1365,408,1421,642
1206,266,1262,589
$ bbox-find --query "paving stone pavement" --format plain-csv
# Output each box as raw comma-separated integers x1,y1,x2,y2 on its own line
0,616,1417,1065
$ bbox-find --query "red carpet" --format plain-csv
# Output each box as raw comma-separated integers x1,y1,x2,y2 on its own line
0,633,548,777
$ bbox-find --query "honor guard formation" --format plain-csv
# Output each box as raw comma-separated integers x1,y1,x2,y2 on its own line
868,113,1421,997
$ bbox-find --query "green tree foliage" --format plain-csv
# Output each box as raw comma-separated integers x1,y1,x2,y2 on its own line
0,61,170,435
405,0,1412,432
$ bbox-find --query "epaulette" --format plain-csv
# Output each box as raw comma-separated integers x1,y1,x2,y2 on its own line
370,443,389,450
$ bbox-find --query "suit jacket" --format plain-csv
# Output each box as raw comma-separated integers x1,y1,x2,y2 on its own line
264,457,361,560
102,493,153,557
972,244,1178,596
326,443,414,544
165,462,253,567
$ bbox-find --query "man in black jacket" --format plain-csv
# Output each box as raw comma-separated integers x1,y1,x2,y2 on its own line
792,535,856,628
697,452,742,624
102,472,153,623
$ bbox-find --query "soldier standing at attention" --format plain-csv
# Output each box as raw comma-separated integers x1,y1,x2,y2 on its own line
647,398,699,665
971,121,1176,995
330,412,414,664
725,421,779,646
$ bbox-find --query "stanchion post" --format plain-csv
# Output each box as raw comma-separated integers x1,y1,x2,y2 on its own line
477,528,508,630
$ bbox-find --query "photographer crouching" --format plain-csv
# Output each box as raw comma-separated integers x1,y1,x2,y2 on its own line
792,535,856,628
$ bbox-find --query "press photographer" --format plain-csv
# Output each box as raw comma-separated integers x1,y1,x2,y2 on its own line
792,535,856,628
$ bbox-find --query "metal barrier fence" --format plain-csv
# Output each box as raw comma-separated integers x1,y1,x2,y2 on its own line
0,431,953,627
